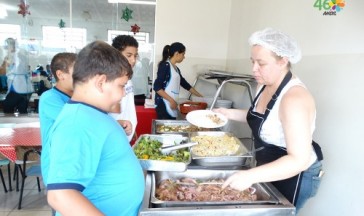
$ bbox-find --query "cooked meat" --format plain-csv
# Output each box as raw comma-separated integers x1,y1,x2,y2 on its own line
155,178,257,202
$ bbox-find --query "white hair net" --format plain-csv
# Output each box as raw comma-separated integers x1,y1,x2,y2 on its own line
248,28,302,64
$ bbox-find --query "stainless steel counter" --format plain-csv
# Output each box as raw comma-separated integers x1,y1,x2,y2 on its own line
139,119,296,215
139,171,295,216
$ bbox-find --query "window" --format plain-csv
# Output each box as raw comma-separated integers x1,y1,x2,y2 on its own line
0,24,21,44
42,26,86,50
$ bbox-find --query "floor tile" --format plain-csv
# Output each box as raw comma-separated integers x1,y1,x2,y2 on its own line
0,166,52,215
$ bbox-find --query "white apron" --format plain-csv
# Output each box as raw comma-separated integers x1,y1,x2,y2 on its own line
6,50,33,94
109,80,137,141
163,62,180,118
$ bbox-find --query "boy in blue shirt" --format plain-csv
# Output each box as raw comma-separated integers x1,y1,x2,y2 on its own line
39,52,76,166
39,52,76,216
44,41,145,216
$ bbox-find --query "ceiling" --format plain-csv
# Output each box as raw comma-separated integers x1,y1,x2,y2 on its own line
0,0,156,29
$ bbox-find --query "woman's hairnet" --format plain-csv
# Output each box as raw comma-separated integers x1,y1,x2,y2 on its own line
248,28,302,64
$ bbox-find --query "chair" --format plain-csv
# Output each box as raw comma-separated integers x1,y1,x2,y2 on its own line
18,149,42,209
13,147,40,192
0,159,12,193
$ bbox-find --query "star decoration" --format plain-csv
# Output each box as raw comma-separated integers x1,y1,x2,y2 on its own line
121,7,133,22
58,19,66,28
18,0,31,17
131,24,140,35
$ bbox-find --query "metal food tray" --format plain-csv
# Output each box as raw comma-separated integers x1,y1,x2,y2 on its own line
150,169,279,207
132,134,191,172
152,120,217,135
189,131,253,167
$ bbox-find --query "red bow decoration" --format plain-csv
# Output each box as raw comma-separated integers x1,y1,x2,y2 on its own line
18,0,31,17
131,24,140,35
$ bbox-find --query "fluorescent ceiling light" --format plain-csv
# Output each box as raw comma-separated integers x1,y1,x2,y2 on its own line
108,0,156,5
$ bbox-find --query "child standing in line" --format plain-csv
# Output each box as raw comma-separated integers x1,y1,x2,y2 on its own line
44,41,145,216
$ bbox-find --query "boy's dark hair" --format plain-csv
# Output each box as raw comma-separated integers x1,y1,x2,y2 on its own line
73,40,133,85
50,52,77,82
112,35,138,52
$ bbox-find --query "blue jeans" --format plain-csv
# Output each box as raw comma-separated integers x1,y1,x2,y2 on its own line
295,160,323,212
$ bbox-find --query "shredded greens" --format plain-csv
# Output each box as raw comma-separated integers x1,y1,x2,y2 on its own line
133,137,190,162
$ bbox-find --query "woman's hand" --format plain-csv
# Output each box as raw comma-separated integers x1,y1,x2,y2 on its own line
212,107,229,118
118,120,132,135
169,99,178,110
222,170,254,191
213,108,248,122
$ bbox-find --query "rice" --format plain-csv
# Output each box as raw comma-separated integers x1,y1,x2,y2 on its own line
191,135,240,157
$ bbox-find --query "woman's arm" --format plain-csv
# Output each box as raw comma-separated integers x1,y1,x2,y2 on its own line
213,108,248,123
47,189,104,216
188,87,203,97
222,86,315,191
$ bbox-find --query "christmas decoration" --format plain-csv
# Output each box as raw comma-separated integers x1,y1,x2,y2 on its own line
18,0,31,17
58,19,66,28
121,7,133,22
131,24,140,35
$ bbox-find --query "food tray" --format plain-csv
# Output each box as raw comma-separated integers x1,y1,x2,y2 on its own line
132,134,191,172
152,120,216,135
189,131,253,167
150,169,279,207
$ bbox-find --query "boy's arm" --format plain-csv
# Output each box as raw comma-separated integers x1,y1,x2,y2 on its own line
47,189,104,216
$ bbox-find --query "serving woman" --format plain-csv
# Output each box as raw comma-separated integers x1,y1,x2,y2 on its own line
216,28,323,211
153,42,203,119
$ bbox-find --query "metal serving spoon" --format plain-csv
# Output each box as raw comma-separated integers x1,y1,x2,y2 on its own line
160,142,198,154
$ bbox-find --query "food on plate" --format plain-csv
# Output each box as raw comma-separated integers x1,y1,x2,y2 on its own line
156,178,257,202
133,136,190,162
191,134,240,157
156,124,209,133
206,113,224,125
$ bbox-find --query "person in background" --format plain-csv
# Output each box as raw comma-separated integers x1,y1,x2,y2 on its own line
45,64,54,84
44,41,145,215
0,49,7,91
0,67,7,92
39,52,76,151
46,64,51,75
153,42,203,119
39,52,76,216
214,28,323,211
131,58,150,101
110,35,138,142
1,38,33,113
37,70,52,96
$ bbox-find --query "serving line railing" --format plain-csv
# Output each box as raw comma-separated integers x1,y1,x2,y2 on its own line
209,78,254,110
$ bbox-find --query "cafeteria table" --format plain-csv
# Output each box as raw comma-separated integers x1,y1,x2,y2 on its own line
0,127,41,162
134,105,157,144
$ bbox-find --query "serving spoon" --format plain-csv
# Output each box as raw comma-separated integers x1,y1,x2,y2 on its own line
160,142,198,154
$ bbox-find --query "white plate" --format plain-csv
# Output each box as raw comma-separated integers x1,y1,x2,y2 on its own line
186,110,228,128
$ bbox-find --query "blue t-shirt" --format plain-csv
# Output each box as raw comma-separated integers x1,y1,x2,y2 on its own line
45,101,145,216
39,87,70,185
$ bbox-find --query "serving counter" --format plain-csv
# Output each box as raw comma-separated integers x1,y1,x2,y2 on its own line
137,119,296,215
139,170,295,216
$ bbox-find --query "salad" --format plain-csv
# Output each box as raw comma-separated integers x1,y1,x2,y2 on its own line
133,136,190,162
